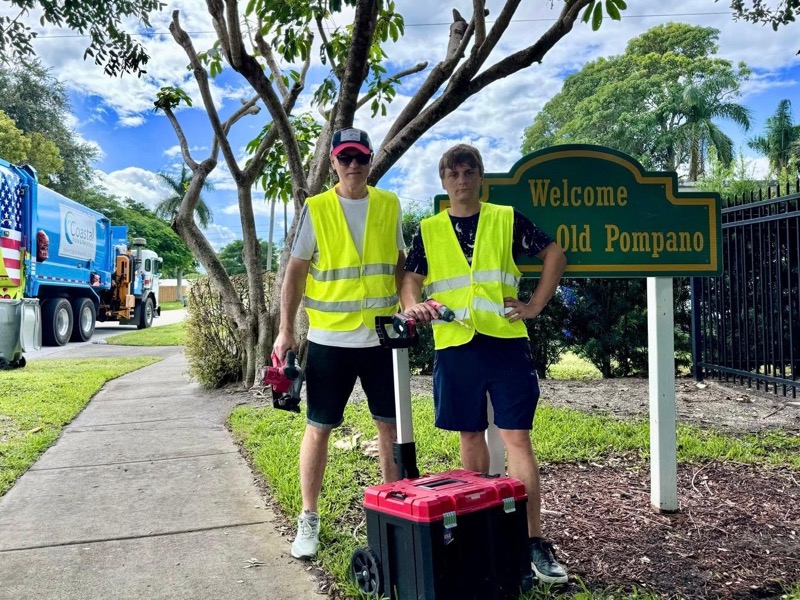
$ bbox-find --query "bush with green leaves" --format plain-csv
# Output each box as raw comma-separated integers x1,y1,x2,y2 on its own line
185,273,276,388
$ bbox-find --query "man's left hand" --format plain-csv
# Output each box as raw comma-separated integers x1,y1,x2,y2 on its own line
503,296,542,322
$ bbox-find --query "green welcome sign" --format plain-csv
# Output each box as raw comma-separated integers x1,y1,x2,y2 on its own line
434,145,722,278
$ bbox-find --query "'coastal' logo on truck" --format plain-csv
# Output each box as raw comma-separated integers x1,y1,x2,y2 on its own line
59,204,97,261
64,211,94,245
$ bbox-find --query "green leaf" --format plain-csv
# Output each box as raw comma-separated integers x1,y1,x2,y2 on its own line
582,1,596,23
605,0,621,20
591,2,603,31
611,0,627,9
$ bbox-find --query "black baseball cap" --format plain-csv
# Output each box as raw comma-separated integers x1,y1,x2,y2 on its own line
331,127,373,156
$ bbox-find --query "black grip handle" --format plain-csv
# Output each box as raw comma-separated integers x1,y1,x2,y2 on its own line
284,350,300,380
375,316,418,349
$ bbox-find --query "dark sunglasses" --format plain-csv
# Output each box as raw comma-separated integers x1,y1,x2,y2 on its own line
336,153,371,166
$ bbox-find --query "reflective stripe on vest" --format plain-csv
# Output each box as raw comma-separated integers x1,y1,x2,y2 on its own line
304,186,399,331
421,202,526,350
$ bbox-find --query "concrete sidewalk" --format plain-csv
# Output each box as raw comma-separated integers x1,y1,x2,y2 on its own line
0,352,319,600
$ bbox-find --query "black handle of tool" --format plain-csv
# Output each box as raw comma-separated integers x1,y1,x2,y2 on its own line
283,350,300,380
375,316,417,349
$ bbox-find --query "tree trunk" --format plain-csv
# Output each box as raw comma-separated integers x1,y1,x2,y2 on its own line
176,268,183,302
267,198,275,272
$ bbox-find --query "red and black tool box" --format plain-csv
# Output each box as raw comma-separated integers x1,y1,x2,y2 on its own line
351,317,532,599
358,469,532,600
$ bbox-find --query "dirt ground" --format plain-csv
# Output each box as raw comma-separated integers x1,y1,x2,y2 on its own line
407,374,800,434
249,375,800,599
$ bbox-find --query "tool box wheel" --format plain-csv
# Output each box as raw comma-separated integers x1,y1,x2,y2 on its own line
350,546,383,596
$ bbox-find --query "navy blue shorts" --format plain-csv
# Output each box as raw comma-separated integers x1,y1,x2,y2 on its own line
433,335,540,432
304,342,396,429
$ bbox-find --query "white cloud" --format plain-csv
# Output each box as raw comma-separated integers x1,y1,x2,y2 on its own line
93,166,166,209
163,144,209,158
201,224,238,252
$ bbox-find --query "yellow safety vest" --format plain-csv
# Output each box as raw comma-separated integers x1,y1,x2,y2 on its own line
421,202,527,350
304,186,399,331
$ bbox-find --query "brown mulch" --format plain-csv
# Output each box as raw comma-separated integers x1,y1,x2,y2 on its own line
541,459,800,599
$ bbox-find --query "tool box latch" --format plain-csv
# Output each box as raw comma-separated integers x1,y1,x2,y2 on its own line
502,497,516,513
443,511,458,529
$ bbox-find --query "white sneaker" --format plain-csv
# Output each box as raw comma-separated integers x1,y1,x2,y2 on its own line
290,510,320,559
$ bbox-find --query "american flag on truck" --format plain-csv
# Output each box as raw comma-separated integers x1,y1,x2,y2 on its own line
1,169,23,289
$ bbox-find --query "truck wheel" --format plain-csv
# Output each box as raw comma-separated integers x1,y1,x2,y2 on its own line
70,298,96,342
137,297,154,329
42,298,73,346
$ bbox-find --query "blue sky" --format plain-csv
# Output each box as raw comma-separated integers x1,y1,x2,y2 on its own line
5,2,800,251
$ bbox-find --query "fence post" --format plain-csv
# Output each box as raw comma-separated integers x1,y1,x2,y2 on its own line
690,276,703,382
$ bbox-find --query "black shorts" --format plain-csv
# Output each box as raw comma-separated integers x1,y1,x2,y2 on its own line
433,335,540,432
304,342,396,429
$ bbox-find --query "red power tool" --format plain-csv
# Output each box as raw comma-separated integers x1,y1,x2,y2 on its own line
262,350,303,413
392,298,471,338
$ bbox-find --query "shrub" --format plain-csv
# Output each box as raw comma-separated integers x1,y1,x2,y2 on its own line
184,273,275,388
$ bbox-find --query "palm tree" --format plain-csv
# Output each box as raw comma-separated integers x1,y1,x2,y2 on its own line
155,164,213,227
748,99,800,175
676,73,752,181
155,164,213,301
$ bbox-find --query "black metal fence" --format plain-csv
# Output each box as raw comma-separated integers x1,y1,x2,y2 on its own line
691,179,800,398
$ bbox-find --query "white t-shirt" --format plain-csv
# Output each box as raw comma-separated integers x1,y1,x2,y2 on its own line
291,192,405,347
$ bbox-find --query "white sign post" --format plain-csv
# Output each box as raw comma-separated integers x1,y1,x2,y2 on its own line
484,278,680,513
647,276,678,512
486,398,504,475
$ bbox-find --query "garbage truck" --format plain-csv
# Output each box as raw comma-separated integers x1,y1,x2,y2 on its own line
0,158,163,360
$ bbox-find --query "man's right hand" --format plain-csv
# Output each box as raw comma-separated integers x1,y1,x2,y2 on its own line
401,301,440,324
272,331,298,362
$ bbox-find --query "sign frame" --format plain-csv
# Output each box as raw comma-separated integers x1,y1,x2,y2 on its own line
434,144,722,278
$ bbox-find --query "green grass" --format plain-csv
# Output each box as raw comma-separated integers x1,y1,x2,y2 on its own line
228,397,800,599
0,357,161,496
548,351,602,380
159,301,186,311
106,322,186,346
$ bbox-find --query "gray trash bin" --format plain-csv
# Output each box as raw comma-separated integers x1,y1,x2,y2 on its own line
0,298,41,369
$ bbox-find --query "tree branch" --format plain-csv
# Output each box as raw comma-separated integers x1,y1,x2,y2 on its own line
306,114,337,198
160,107,200,171
206,0,232,62
332,0,379,130
212,95,261,161
224,0,244,67
472,0,486,47
447,0,519,94
169,11,241,180
315,15,338,75
253,21,289,99
382,15,474,148
370,0,592,184
242,71,307,184
468,0,590,94
355,61,428,110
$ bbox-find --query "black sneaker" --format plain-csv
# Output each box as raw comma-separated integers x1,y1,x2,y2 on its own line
530,538,568,584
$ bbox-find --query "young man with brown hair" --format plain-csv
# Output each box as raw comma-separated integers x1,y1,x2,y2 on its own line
273,128,405,559
400,143,569,584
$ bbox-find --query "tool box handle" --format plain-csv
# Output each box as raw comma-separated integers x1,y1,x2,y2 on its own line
418,478,464,489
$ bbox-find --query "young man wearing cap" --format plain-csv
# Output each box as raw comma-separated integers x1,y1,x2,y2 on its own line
400,143,569,584
273,127,405,559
